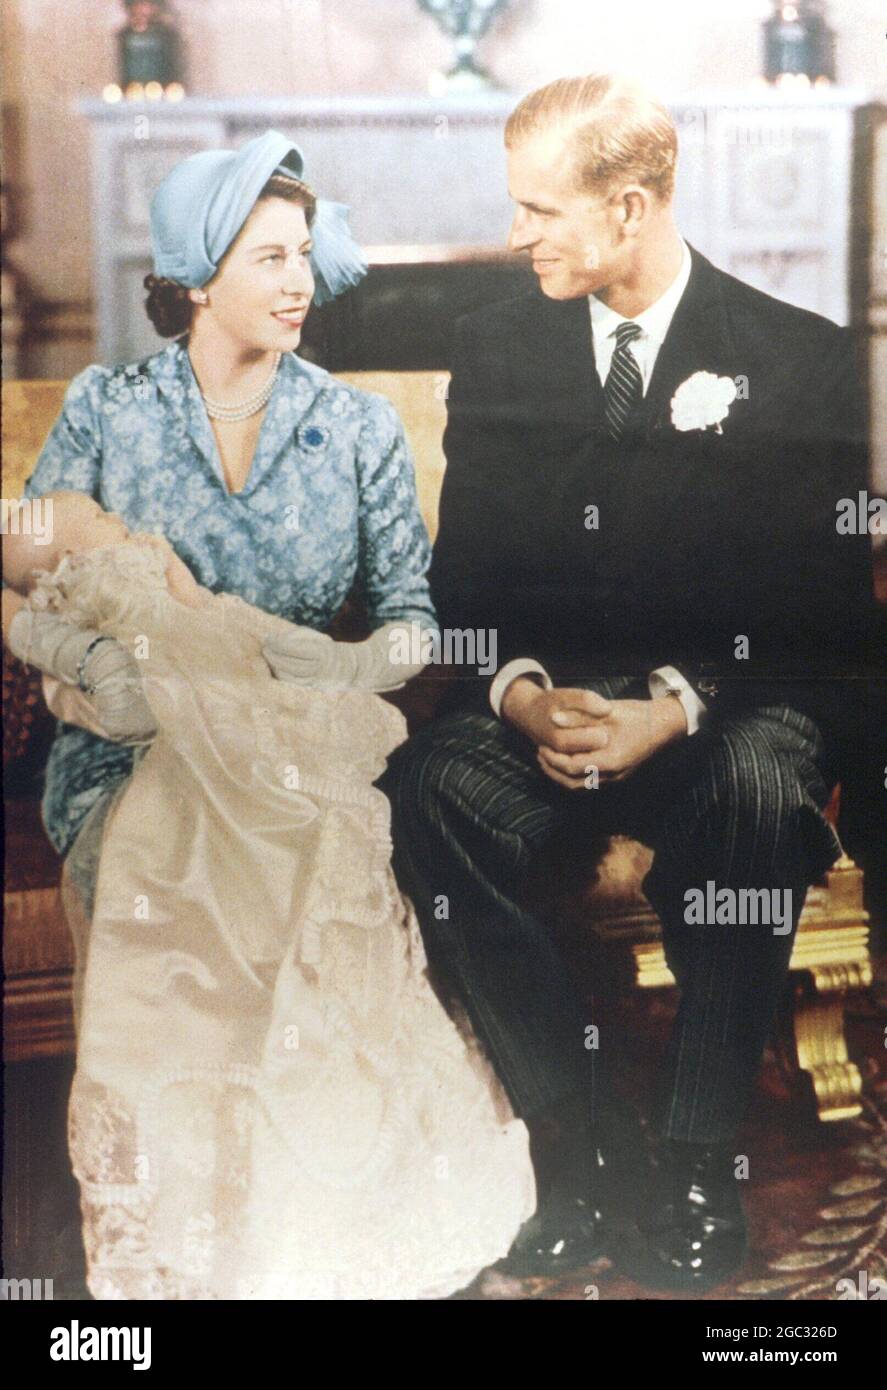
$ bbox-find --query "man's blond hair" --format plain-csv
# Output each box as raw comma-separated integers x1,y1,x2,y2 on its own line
504,73,678,203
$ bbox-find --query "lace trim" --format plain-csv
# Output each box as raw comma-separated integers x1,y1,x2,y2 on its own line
28,542,170,625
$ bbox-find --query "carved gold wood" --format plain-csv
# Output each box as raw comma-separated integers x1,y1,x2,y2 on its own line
632,854,872,1122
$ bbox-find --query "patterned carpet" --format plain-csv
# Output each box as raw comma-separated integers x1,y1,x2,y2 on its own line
734,1090,887,1302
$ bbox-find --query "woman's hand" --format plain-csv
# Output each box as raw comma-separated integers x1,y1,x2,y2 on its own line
7,607,157,743
262,626,346,687
79,638,158,743
262,621,430,692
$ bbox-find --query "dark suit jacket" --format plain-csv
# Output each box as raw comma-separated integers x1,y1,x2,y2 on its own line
430,245,885,767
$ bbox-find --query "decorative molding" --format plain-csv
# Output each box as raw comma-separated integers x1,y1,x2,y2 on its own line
76,89,878,118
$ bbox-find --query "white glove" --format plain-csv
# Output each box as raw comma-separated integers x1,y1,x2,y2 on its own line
7,607,158,743
261,621,431,692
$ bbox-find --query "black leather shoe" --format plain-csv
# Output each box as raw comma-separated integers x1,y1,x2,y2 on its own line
493,1138,612,1278
630,1140,748,1292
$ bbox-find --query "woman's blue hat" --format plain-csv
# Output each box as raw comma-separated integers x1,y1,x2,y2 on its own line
149,129,367,305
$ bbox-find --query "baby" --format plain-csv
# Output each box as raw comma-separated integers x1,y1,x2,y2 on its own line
3,490,430,744
3,491,209,742
3,490,208,610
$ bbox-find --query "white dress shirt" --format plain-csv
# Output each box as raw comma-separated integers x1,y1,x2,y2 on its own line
489,239,707,734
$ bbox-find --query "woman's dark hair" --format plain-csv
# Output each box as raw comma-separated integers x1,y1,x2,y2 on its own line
143,172,318,338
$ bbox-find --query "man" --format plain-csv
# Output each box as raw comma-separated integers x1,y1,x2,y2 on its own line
379,73,884,1291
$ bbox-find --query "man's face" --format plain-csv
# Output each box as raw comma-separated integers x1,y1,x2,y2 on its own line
506,131,625,300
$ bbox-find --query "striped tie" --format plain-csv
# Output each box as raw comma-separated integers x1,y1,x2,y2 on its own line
603,320,643,441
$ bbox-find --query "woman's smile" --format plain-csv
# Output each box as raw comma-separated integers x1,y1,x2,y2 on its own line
271,307,307,329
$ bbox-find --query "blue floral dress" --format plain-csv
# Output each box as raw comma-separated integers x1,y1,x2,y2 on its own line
22,338,438,859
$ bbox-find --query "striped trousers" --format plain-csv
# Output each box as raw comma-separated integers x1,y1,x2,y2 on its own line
377,679,843,1143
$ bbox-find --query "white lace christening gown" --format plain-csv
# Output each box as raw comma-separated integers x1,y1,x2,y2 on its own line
41,541,535,1299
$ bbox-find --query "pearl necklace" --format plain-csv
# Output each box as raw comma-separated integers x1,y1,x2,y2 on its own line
200,353,282,422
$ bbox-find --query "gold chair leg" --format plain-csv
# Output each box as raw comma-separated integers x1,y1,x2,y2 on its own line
627,850,872,1123
792,988,864,1122
789,854,872,1122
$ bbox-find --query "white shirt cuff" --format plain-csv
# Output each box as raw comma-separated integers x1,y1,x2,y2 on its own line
648,665,706,735
489,658,554,719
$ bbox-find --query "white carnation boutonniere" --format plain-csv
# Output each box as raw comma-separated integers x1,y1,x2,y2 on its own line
670,371,737,435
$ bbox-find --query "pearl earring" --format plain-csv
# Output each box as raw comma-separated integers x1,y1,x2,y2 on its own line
193,290,208,304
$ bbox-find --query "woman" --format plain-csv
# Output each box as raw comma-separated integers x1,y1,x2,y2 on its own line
9,132,435,882
5,131,535,1298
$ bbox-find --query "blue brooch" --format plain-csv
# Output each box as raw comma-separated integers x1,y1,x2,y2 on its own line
299,425,328,451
